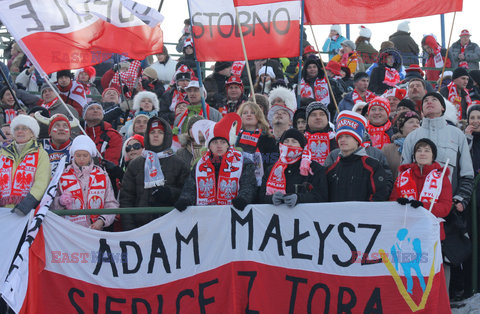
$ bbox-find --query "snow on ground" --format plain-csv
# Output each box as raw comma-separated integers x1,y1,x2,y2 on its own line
451,293,480,313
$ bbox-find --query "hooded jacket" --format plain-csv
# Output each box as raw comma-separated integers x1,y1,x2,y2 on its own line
84,121,122,166
368,49,403,94
422,36,452,82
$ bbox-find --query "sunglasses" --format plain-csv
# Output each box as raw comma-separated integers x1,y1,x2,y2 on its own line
126,142,142,152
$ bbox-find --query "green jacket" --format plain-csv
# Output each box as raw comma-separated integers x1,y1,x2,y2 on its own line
0,139,51,212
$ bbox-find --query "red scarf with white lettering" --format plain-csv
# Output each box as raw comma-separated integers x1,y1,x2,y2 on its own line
238,129,261,149
459,44,469,68
59,165,107,224
3,108,17,124
367,120,392,149
266,143,303,195
352,89,375,104
0,151,39,205
195,147,243,205
396,168,443,204
383,67,400,87
238,129,264,185
447,81,472,120
300,78,330,104
41,97,58,110
304,131,333,165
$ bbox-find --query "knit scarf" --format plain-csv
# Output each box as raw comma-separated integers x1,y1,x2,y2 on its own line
3,108,17,124
238,129,264,185
195,147,243,205
0,150,39,205
352,89,375,104
447,81,472,120
266,143,303,195
169,89,187,111
304,131,334,165
59,165,106,224
432,44,444,68
459,44,469,68
383,67,400,87
142,149,174,188
367,120,392,149
41,97,58,110
396,168,443,204
300,77,330,104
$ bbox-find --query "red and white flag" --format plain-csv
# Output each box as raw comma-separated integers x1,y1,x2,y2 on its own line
188,0,301,62
304,0,462,24
0,0,164,75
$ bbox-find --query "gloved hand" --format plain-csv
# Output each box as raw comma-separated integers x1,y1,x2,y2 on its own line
410,200,424,208
101,159,116,171
284,194,298,208
151,186,172,205
272,192,284,206
396,198,410,205
300,158,313,176
232,197,248,211
174,199,190,212
59,193,75,209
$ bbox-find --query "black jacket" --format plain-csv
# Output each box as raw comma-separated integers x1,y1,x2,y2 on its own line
326,147,390,202
204,72,229,108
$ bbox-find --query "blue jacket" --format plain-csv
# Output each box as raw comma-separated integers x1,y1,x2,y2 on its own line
323,36,346,60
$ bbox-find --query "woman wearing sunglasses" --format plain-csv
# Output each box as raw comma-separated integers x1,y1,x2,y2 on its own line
121,134,145,169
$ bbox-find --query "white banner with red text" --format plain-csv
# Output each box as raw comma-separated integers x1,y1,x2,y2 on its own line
6,202,450,313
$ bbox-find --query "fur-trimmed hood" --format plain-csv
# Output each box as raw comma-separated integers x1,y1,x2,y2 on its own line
133,91,160,112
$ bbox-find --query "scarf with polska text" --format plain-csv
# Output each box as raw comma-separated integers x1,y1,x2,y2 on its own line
367,120,392,149
266,143,303,195
397,168,443,204
238,129,264,185
447,81,472,121
383,67,400,87
300,77,330,104
195,147,243,205
352,89,375,104
143,149,174,189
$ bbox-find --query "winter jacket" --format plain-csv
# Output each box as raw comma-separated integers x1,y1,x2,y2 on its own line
236,131,279,172
203,72,229,108
402,116,474,209
0,139,51,212
259,159,328,204
326,147,391,202
449,39,480,70
41,98,80,120
52,162,117,228
84,121,123,165
466,132,480,174
390,162,452,240
322,36,346,60
56,81,87,117
177,154,257,207
368,49,403,94
356,41,378,66
149,57,178,86
388,31,420,66
332,52,359,76
440,85,470,120
422,36,452,82
119,118,190,230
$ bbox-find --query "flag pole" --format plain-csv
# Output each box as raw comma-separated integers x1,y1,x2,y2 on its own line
296,0,305,108
429,159,450,213
309,24,340,114
186,1,208,118
437,11,456,91
234,7,257,103
0,66,28,112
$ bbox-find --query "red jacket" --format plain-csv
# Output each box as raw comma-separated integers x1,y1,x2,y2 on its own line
85,121,122,165
390,162,452,240
424,36,452,83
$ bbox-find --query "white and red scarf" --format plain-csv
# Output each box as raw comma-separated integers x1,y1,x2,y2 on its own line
59,166,106,225
459,44,469,68
169,89,188,112
383,67,400,87
0,151,39,205
41,97,58,110
3,108,17,124
238,130,264,186
447,81,472,120
57,81,87,109
397,168,443,204
142,149,173,189
367,120,392,149
300,77,330,104
304,131,334,165
432,43,444,68
266,143,303,195
352,89,375,104
196,147,243,205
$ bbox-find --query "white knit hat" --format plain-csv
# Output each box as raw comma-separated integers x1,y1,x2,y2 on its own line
397,21,410,33
70,135,98,157
11,114,40,138
132,91,160,112
330,25,342,36
258,66,276,80
359,25,372,38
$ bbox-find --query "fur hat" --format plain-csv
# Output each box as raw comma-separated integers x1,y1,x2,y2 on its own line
414,138,437,161
267,86,297,124
83,102,103,119
335,111,367,145
214,62,233,73
74,66,96,83
397,21,410,33
133,91,160,112
330,25,342,36
306,101,330,122
279,128,307,148
208,113,242,147
359,25,371,38
70,135,98,157
367,97,391,117
142,67,158,80
11,114,40,138
452,67,469,81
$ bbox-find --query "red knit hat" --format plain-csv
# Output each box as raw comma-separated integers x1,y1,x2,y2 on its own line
225,75,243,90
149,120,165,133
367,97,391,116
405,64,425,77
49,114,71,135
130,134,144,147
460,29,471,37
303,45,318,55
325,60,341,76
209,113,242,146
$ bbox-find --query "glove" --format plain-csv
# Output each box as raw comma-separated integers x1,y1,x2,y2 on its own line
299,158,313,176
231,197,248,211
174,199,190,212
410,200,424,208
284,194,298,208
272,192,284,206
151,186,172,205
101,159,116,171
396,198,410,205
59,193,75,209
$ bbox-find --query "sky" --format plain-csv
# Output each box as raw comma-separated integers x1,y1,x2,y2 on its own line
138,0,479,56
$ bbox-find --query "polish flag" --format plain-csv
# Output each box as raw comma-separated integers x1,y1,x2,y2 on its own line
0,0,164,75
188,0,301,62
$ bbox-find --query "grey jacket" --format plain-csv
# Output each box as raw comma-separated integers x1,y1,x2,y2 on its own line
402,116,474,207
449,39,480,70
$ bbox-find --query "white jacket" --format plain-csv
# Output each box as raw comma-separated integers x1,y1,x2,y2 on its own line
150,57,177,86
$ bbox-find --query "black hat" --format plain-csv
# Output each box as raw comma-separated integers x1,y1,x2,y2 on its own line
422,92,446,114
353,71,369,82
27,106,50,118
414,138,437,161
56,70,72,79
279,128,307,148
452,67,469,81
293,108,306,129
214,62,233,73
175,71,191,81
306,101,330,122
469,70,480,86
397,98,416,112
0,86,10,99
